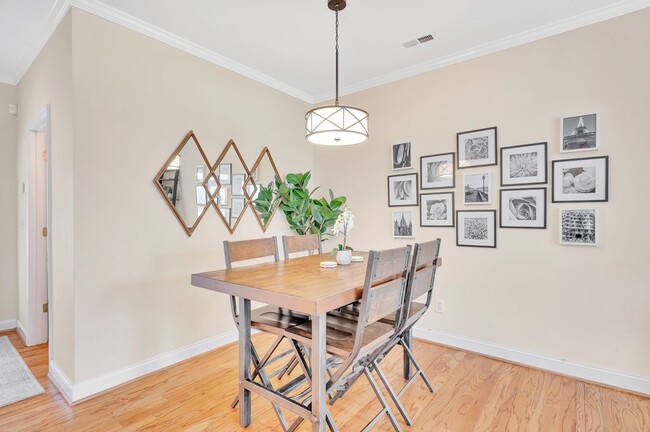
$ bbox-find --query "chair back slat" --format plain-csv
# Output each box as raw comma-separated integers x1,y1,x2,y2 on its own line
400,239,442,330
365,279,406,326
371,247,411,282
224,237,279,268
282,234,322,260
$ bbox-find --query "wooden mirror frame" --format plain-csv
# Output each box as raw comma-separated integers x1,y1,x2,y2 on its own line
152,130,214,237
247,147,282,232
207,139,252,234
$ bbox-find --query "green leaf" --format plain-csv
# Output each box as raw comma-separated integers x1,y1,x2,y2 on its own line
286,173,300,185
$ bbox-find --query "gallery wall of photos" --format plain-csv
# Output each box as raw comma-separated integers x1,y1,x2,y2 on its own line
387,112,607,248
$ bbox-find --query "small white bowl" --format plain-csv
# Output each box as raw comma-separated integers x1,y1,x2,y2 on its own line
320,261,338,268
350,256,364,262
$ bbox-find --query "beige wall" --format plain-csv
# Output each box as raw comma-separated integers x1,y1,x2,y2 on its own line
70,9,311,382
0,83,17,324
17,13,75,379
315,10,650,379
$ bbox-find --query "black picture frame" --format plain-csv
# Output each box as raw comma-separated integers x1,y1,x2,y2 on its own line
500,142,548,186
420,152,455,189
387,173,419,207
456,210,497,248
499,187,547,229
420,192,455,227
457,126,498,169
551,156,609,203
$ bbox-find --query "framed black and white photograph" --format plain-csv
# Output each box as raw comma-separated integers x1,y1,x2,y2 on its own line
457,127,497,168
232,173,246,196
456,210,496,248
499,188,546,229
392,142,413,170
196,166,205,182
219,163,232,185
463,173,492,205
552,156,608,202
218,186,231,207
393,211,414,238
420,192,454,227
206,175,218,196
231,196,246,219
420,153,454,189
195,185,207,206
388,173,418,207
500,142,547,186
561,113,599,153
560,208,600,246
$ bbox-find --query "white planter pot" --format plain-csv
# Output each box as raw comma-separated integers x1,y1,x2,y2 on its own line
336,250,352,265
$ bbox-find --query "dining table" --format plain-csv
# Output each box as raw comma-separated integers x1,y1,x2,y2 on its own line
191,251,413,431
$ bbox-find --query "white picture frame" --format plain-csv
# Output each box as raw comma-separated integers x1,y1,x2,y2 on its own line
420,152,454,189
420,192,454,227
561,112,599,153
463,172,492,205
392,211,414,238
392,142,413,170
560,208,600,246
231,196,246,219
219,163,232,185
232,173,246,196
500,142,547,186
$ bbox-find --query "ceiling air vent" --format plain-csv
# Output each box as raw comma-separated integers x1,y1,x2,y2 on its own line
402,34,435,48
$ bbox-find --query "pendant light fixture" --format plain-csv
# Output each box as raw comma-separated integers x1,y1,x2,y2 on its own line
305,0,369,146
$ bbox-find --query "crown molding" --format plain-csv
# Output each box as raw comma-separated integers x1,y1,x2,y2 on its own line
70,0,315,103
12,0,71,86
313,0,650,103
0,73,17,86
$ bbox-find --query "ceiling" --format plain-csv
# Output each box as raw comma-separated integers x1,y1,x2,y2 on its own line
1,0,649,102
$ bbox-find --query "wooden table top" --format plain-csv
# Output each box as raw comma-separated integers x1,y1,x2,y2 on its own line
191,252,369,315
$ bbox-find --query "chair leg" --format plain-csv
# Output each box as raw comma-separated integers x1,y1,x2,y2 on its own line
402,328,412,379
373,360,413,426
401,341,435,393
362,368,402,432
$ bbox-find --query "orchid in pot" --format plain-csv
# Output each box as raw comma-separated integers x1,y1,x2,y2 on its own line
331,207,354,265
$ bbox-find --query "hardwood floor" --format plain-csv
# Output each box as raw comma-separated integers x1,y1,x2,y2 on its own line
1,329,649,431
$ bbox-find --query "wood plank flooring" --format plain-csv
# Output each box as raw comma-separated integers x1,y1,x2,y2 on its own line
1,329,649,431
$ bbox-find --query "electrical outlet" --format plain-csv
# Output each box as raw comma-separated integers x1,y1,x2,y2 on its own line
434,298,446,314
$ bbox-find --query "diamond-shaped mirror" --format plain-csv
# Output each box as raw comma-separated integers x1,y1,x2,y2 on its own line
247,147,281,232
153,131,213,236
208,140,251,234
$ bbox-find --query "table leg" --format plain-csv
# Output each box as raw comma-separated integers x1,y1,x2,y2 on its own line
403,327,412,379
239,298,252,427
311,314,327,432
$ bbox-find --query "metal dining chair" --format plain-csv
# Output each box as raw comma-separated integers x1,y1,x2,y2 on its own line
224,237,309,431
280,246,412,432
281,233,322,260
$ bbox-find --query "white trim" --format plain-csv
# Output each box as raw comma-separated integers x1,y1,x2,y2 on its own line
413,327,650,396
13,0,70,86
313,0,650,102
16,319,27,344
0,319,17,332
68,330,239,402
68,0,314,104
48,361,74,405
8,0,650,101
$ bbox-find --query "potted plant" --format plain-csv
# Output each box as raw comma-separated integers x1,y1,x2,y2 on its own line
331,207,354,265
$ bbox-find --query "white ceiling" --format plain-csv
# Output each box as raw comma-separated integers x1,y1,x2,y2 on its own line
1,0,649,102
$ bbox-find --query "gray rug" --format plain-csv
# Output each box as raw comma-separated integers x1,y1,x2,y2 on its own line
0,336,44,407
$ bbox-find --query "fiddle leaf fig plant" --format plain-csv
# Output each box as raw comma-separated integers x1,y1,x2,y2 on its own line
252,171,347,238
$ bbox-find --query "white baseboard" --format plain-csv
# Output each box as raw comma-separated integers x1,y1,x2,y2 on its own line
16,319,27,345
68,330,239,402
0,318,17,332
413,327,650,396
48,361,74,405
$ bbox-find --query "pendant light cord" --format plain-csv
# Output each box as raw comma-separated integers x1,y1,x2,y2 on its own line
335,7,339,106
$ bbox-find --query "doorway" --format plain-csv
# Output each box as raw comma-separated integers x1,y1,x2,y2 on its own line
23,106,51,349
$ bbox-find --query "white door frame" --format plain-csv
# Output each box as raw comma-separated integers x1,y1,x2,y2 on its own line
24,105,52,348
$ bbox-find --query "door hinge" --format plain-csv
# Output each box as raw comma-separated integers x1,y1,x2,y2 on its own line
42,150,48,161
42,303,48,313
42,227,48,237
